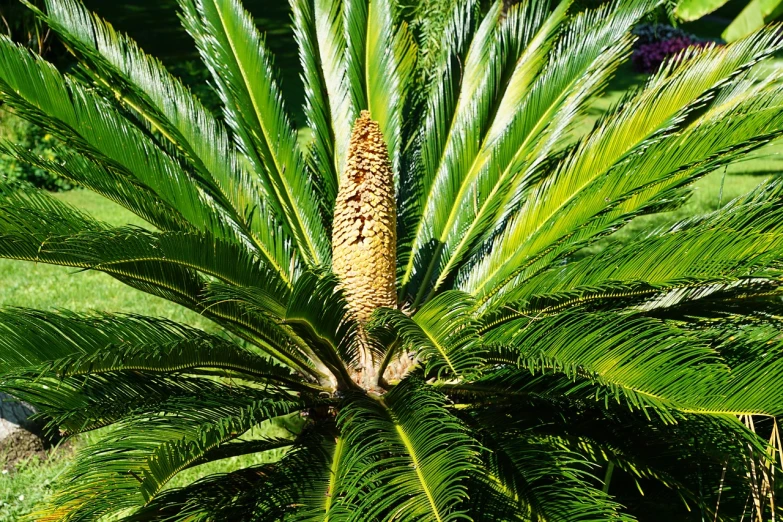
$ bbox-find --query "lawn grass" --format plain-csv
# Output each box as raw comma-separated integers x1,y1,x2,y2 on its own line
0,450,72,521
0,190,211,330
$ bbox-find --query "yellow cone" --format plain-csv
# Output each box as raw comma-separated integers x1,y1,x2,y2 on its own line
332,111,397,389
332,110,397,322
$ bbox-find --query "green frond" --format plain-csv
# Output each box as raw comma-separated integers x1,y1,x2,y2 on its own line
485,0,572,145
401,0,478,91
7,372,233,436
344,0,417,178
0,37,255,250
0,144,192,232
29,0,300,285
185,437,295,472
464,27,783,301
127,420,357,520
462,475,525,522
0,187,326,373
45,332,305,389
37,395,304,521
404,0,653,306
126,464,286,521
335,379,479,521
285,271,361,389
179,0,330,267
201,281,336,381
395,0,480,291
481,433,631,521
484,307,783,417
372,290,483,380
460,378,773,514
291,0,354,210
462,392,764,519
0,310,313,437
274,427,349,521
0,308,287,377
489,179,783,315
47,228,290,295
0,193,289,296
138,398,302,502
130,427,338,521
399,0,501,297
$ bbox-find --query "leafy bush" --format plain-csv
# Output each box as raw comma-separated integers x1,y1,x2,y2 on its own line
0,116,72,191
631,22,690,45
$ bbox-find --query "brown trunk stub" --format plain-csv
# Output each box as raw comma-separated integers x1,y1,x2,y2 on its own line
332,111,397,389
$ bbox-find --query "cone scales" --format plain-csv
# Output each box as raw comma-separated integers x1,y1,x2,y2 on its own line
333,111,397,321
332,111,397,388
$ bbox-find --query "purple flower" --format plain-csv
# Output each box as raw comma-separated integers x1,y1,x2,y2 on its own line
632,36,712,74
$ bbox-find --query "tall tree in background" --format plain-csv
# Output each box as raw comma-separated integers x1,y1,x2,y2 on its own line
2,0,783,519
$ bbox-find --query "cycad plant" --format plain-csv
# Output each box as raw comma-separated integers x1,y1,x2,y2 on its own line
4,0,783,519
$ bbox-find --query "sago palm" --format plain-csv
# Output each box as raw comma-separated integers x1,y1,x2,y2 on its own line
3,0,783,519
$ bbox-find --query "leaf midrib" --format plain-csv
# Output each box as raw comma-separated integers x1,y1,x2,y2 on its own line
210,0,322,267
380,398,446,522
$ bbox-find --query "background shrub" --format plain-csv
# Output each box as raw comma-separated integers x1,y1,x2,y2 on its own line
0,115,71,192
631,23,717,73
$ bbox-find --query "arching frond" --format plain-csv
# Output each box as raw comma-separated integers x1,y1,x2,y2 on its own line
344,0,416,179
33,395,304,521
291,0,354,210
0,308,286,377
464,27,783,301
460,389,762,519
0,37,250,249
482,433,631,521
0,143,191,232
285,271,362,388
335,379,479,521
395,0,478,283
403,0,653,306
373,290,483,380
29,0,300,285
129,427,338,521
179,0,330,267
484,307,783,417
487,178,783,316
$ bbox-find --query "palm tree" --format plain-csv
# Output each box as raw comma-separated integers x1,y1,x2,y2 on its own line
3,0,783,519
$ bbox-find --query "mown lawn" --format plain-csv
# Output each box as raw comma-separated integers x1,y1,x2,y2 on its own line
0,190,210,326
1,60,782,519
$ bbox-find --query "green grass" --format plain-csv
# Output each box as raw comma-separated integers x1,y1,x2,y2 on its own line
0,448,72,521
0,190,211,330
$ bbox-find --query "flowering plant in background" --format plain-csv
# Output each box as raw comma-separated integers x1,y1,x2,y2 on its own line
633,35,711,72
631,23,718,72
